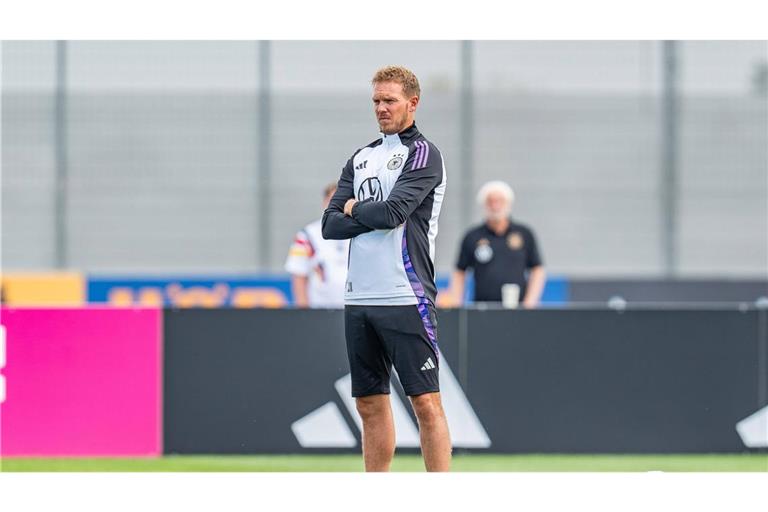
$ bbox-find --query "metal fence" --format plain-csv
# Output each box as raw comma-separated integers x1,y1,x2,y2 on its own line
2,40,766,276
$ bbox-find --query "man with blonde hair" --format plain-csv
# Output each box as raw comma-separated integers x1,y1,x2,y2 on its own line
322,65,451,472
449,180,546,307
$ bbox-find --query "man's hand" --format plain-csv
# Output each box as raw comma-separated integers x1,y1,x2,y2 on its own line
344,198,357,216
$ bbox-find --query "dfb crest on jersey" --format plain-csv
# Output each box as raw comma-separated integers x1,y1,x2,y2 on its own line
387,154,404,170
357,177,383,202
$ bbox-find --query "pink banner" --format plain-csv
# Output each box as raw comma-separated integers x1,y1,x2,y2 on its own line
0,307,162,456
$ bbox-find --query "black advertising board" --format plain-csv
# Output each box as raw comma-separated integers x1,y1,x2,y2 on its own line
464,309,763,453
164,308,766,454
163,308,461,454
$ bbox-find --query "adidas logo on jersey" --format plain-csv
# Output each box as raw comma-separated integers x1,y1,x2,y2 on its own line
420,357,436,371
354,160,368,170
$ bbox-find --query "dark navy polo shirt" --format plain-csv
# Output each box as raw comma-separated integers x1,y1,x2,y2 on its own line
456,219,543,302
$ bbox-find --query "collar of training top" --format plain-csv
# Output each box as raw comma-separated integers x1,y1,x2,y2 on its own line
380,122,420,147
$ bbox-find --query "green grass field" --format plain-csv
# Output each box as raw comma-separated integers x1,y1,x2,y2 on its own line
3,454,767,472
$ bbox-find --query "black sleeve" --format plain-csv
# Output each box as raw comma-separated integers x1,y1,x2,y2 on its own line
525,227,543,268
321,156,374,240
351,142,443,230
456,231,474,271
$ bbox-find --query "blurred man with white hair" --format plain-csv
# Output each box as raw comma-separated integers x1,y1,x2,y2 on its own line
448,180,546,307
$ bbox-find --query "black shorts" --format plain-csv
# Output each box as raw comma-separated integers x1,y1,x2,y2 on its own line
344,304,440,398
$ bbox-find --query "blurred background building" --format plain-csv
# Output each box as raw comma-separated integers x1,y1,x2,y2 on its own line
2,40,767,279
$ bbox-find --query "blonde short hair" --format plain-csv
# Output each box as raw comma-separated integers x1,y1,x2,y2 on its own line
371,66,421,98
477,180,515,207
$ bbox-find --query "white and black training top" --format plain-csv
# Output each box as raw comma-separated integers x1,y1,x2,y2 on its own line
322,123,446,306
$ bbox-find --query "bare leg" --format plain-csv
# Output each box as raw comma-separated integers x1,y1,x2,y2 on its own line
410,392,452,472
356,394,395,472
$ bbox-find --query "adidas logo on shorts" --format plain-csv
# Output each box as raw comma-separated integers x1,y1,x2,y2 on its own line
291,355,492,448
420,357,436,371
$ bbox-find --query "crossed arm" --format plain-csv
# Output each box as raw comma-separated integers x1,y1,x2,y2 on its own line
321,158,374,240
322,145,443,239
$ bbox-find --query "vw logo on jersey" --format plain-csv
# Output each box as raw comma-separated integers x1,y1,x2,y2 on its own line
387,155,404,170
475,243,494,264
357,177,383,202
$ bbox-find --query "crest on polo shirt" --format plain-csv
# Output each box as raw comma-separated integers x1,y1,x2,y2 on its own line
387,153,404,170
474,238,493,264
507,232,524,250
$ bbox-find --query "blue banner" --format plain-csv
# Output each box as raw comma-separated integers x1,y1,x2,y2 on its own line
87,275,292,308
87,274,568,308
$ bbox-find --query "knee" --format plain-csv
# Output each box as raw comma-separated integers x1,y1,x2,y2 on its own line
356,396,388,422
411,394,445,427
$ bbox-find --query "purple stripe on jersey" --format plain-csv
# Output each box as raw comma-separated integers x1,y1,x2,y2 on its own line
411,141,424,170
414,141,423,169
401,224,439,359
416,140,430,169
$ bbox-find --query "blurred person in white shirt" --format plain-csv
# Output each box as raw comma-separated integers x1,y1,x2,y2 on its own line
285,183,349,308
